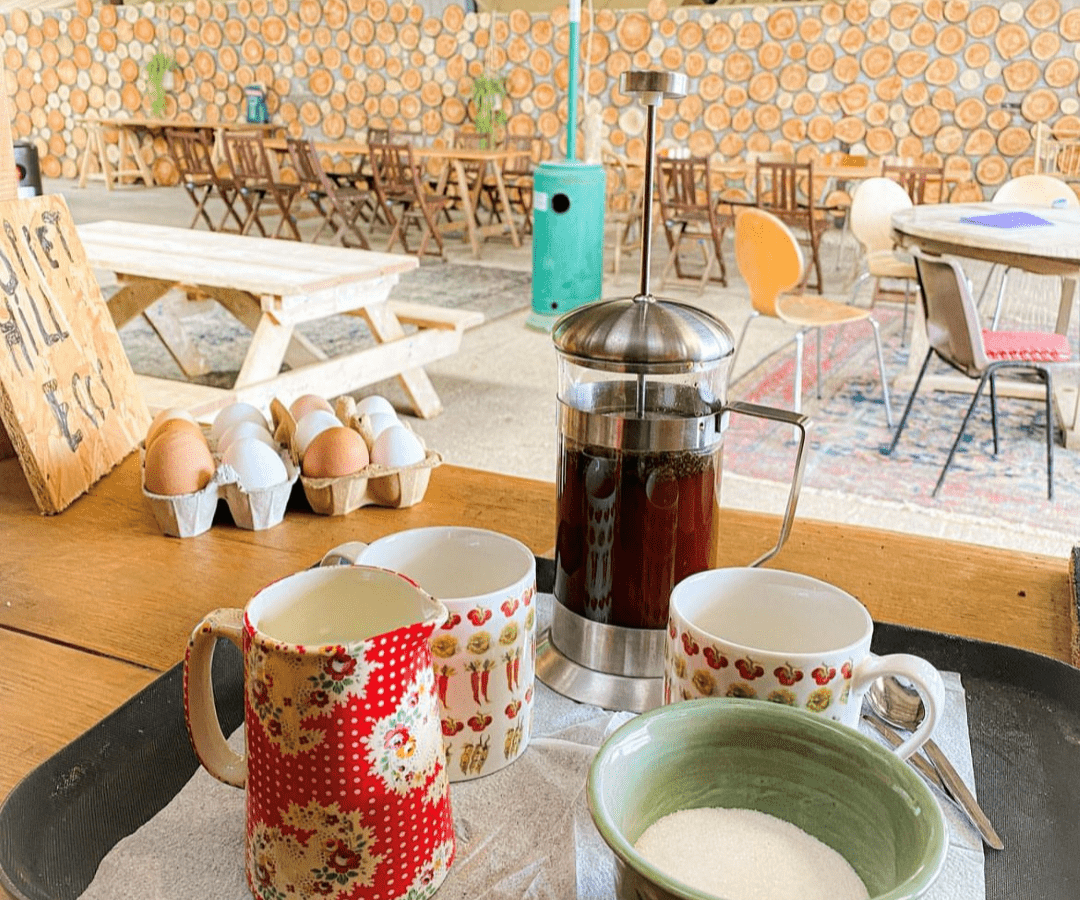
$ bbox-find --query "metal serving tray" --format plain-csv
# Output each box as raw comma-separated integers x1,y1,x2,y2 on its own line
2,557,1079,900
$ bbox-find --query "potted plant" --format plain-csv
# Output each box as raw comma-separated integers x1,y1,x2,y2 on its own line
470,72,507,148
146,50,176,118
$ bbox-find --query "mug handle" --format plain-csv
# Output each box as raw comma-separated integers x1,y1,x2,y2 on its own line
320,541,369,567
183,607,247,788
851,653,945,760
723,401,810,567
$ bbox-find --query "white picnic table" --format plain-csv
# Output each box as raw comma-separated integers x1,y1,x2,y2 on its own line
78,221,482,419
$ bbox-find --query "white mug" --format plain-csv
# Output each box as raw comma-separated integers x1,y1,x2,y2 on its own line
324,527,537,780
665,568,945,759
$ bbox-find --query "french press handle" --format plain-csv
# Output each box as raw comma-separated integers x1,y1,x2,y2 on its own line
720,401,810,568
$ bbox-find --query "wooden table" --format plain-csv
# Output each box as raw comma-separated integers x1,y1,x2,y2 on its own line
79,220,482,420
1,454,1076,822
413,145,528,258
76,117,280,190
892,202,1080,446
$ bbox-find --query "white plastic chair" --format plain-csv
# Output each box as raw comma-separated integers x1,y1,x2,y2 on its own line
848,177,918,343
982,174,1079,328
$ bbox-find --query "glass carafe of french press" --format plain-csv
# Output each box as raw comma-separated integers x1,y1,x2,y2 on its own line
536,71,810,713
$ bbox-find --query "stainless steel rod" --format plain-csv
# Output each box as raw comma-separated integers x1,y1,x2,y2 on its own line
638,102,657,299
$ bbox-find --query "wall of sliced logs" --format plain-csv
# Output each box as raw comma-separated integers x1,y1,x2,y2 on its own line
2,0,1078,197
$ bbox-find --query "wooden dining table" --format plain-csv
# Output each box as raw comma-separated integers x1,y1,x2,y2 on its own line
1,451,1076,834
76,117,281,190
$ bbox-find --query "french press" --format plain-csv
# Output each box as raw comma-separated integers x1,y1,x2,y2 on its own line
535,70,810,713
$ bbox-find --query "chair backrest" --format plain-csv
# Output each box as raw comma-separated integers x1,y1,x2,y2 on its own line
849,176,913,255
503,134,541,178
657,156,711,219
287,137,337,199
602,149,637,216
165,127,217,183
992,174,1079,208
368,140,422,199
754,159,814,215
1034,122,1080,179
221,130,273,188
911,248,988,376
882,159,945,204
734,207,805,318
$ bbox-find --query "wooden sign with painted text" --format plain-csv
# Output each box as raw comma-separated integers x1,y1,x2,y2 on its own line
0,194,149,513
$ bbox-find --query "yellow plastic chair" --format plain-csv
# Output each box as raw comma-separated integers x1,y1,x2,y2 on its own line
731,207,893,425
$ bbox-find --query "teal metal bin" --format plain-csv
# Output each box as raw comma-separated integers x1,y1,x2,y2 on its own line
528,160,605,330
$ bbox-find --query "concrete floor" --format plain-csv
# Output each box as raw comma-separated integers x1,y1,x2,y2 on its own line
54,176,1075,558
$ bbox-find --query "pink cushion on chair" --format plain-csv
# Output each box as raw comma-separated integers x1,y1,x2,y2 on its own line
982,330,1071,363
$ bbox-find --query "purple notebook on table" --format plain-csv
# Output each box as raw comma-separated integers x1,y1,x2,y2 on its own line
959,211,1054,228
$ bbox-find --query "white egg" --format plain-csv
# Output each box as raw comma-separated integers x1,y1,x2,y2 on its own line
217,420,277,455
221,437,289,491
371,424,426,467
210,402,268,445
294,409,341,458
356,394,396,418
366,411,399,440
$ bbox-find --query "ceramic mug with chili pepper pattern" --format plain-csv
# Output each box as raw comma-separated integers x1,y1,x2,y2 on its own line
183,565,454,900
325,527,537,781
664,568,945,760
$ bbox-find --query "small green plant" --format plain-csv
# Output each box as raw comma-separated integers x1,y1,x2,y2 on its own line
146,50,175,117
470,73,507,148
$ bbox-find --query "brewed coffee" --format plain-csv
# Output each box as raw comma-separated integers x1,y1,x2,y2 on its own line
554,436,720,630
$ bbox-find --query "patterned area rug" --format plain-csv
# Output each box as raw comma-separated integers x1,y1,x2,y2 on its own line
726,306,1080,538
115,261,532,388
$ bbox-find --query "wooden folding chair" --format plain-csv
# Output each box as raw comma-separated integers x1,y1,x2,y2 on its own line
882,159,945,205
287,137,372,249
754,159,827,293
501,134,542,234
656,155,729,290
368,140,449,258
220,129,302,240
164,126,244,232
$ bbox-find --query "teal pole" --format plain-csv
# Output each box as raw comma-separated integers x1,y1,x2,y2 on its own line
567,0,580,161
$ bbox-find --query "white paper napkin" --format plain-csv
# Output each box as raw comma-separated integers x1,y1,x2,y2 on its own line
79,595,984,900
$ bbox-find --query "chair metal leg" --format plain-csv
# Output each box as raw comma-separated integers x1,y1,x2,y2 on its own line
989,371,999,455
815,327,823,400
848,270,872,306
793,330,804,415
1035,365,1055,501
868,316,893,426
932,369,995,498
728,311,761,385
976,262,1001,312
901,280,911,348
886,348,933,455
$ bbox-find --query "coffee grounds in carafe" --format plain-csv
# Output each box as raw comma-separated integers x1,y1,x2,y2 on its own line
554,438,721,630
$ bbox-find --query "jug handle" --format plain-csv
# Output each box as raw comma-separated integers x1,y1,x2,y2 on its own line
183,607,247,788
722,401,810,568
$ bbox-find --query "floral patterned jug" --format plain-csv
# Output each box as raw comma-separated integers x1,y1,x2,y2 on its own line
183,565,454,900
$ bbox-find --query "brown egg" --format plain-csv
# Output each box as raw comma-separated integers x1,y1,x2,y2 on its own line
301,426,370,478
290,393,334,422
146,417,208,451
144,428,216,496
146,407,199,446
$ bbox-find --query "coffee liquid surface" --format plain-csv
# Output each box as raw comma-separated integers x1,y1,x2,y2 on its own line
554,438,720,629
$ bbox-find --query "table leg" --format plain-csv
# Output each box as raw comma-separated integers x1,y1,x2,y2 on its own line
202,286,327,370
142,295,210,377
234,314,296,387
107,277,176,328
360,302,443,418
491,166,521,248
452,159,481,258
120,127,156,187
1055,277,1076,337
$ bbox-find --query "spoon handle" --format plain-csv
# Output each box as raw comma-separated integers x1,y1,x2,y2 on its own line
923,737,1005,851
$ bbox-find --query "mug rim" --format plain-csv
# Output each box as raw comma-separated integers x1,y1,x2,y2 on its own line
361,525,536,601
670,567,873,661
244,564,446,650
587,698,948,900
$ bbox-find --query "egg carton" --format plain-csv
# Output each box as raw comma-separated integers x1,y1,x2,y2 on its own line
140,444,299,538
270,396,441,517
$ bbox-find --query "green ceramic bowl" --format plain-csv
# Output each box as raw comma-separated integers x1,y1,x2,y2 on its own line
587,699,947,900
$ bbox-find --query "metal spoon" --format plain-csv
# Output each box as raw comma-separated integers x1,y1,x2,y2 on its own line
867,675,1004,851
